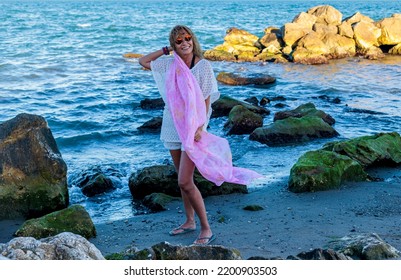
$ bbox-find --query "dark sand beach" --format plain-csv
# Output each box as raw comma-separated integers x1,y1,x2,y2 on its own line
1,166,401,260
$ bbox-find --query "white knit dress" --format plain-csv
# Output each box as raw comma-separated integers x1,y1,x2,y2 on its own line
151,56,220,145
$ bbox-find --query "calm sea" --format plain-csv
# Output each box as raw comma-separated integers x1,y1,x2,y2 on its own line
1,0,401,223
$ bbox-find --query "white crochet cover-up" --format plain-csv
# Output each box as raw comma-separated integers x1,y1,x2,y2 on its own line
151,56,220,143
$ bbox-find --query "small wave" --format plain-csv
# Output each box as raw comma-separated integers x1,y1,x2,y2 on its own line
345,107,387,115
77,23,91,28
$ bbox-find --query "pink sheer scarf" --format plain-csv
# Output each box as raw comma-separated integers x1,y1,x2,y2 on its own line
166,52,262,186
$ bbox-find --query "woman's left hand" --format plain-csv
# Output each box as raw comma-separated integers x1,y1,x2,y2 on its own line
194,125,203,142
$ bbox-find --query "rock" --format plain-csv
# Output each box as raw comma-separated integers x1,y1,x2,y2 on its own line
219,27,260,59
137,116,162,132
142,193,179,212
151,242,242,260
353,21,381,50
376,16,401,45
244,96,259,106
14,204,96,239
76,172,115,197
108,242,242,260
140,97,165,110
259,28,285,51
204,49,237,62
0,113,68,219
243,205,264,211
389,43,401,54
291,32,330,64
338,21,354,38
123,53,143,59
211,95,270,118
281,22,311,48
328,233,401,260
0,232,104,260
288,150,367,192
289,248,352,260
307,5,343,25
322,33,356,59
359,46,385,60
224,105,263,135
128,165,248,200
250,116,339,146
216,72,276,86
292,12,317,29
274,102,335,125
322,132,401,167
343,12,374,25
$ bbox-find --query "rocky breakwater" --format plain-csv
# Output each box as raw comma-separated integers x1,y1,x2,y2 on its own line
204,5,401,64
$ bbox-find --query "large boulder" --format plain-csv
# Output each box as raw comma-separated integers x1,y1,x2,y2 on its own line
307,5,342,25
14,204,96,239
281,22,311,48
0,232,104,260
291,32,330,64
0,114,68,219
288,150,368,193
322,33,356,58
250,116,339,146
128,165,248,199
376,16,401,45
353,20,381,50
288,132,401,192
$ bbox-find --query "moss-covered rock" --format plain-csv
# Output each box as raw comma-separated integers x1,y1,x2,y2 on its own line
288,150,368,192
211,95,270,118
224,105,263,135
142,193,179,212
323,132,401,167
14,204,96,239
250,116,339,146
274,102,335,125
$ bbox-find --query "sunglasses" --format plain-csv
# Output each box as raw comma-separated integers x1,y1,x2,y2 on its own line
175,34,192,45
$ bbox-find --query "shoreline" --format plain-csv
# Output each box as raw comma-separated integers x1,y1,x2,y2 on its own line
1,167,401,260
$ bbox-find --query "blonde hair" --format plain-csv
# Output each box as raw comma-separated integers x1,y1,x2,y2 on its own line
169,25,203,58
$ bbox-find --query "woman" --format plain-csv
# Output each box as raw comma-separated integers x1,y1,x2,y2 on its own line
139,25,261,245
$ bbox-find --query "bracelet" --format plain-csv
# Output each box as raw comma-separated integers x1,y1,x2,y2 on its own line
162,46,169,55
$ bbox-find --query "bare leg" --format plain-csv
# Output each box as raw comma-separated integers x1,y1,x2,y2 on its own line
177,151,212,243
169,149,196,232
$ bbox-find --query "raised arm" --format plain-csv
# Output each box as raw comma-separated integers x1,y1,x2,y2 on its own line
138,46,172,70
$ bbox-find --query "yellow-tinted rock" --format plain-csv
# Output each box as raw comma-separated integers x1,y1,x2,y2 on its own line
282,22,312,47
353,21,381,49
307,5,342,25
376,17,401,45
